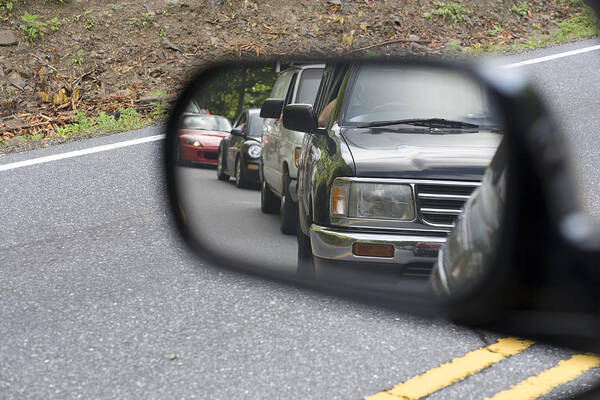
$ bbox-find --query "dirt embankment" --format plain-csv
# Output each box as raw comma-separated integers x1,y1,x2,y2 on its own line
0,0,594,151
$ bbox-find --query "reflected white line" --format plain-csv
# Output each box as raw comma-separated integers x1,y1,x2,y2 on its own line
0,134,165,172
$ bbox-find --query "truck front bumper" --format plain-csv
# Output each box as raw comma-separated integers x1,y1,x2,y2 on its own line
310,224,446,265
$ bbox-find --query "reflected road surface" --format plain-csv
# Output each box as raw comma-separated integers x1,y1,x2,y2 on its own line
176,164,297,273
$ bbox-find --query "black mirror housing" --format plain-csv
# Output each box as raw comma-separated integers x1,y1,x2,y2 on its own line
166,57,600,355
260,98,284,119
282,104,316,133
230,127,244,136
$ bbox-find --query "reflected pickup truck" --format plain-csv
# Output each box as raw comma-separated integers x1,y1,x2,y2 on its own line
259,64,324,234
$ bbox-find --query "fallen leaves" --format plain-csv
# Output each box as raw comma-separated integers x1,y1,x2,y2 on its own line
224,41,267,56
0,112,72,144
0,0,591,152
52,88,70,107
262,24,287,36
342,30,355,48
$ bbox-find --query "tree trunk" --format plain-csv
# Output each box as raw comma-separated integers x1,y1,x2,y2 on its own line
235,68,247,118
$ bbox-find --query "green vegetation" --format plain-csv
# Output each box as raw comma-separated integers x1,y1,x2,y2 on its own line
512,37,548,50
424,1,470,25
54,108,149,140
132,12,155,28
468,0,598,53
83,10,96,30
71,49,84,66
48,16,64,31
194,66,277,120
510,2,529,17
0,1,13,11
19,12,46,42
447,41,462,53
554,7,598,42
1,104,167,147
150,90,168,120
488,25,503,35
141,12,155,24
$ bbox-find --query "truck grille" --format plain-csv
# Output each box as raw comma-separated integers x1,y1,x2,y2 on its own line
415,182,480,228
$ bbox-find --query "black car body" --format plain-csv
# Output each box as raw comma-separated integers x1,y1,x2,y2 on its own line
217,108,263,188
288,63,503,284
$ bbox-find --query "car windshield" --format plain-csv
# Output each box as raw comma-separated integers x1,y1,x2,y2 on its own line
247,113,263,137
181,115,232,132
296,68,324,105
184,101,201,113
343,65,500,129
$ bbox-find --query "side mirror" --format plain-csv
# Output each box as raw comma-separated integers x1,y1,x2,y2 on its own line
166,59,600,356
282,104,317,133
260,98,284,119
230,127,245,136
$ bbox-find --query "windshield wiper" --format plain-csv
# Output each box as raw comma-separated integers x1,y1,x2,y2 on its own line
356,118,479,129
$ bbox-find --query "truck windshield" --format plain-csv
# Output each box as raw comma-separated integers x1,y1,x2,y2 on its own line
181,115,232,132
343,65,499,130
296,68,324,105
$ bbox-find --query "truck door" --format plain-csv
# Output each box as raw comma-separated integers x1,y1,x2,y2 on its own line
262,70,295,196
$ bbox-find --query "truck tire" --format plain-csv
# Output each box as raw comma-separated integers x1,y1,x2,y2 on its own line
216,149,229,181
261,179,280,214
280,173,298,234
235,156,248,188
296,218,315,278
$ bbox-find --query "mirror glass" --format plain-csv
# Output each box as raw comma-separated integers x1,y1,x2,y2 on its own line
172,61,506,298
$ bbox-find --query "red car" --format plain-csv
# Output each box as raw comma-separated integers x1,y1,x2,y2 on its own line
176,113,232,165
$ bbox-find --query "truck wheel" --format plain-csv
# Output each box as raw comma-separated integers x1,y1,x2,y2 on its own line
235,156,248,188
280,173,298,234
216,150,229,181
261,179,280,214
175,140,182,164
296,218,315,278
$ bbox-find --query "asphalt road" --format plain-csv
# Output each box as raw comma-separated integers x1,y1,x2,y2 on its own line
1,39,600,399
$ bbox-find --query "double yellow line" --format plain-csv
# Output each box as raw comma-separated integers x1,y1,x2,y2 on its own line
366,337,600,400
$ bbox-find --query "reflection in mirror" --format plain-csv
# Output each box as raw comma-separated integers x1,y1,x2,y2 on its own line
172,61,506,299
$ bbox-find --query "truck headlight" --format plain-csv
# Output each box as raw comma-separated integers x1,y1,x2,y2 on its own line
330,179,414,220
247,145,261,158
330,180,350,216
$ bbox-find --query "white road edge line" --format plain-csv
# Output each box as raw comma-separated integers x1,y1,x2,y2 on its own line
500,44,600,69
1,43,599,172
0,134,165,172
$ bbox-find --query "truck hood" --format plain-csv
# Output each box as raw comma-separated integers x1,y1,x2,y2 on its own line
341,127,502,181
